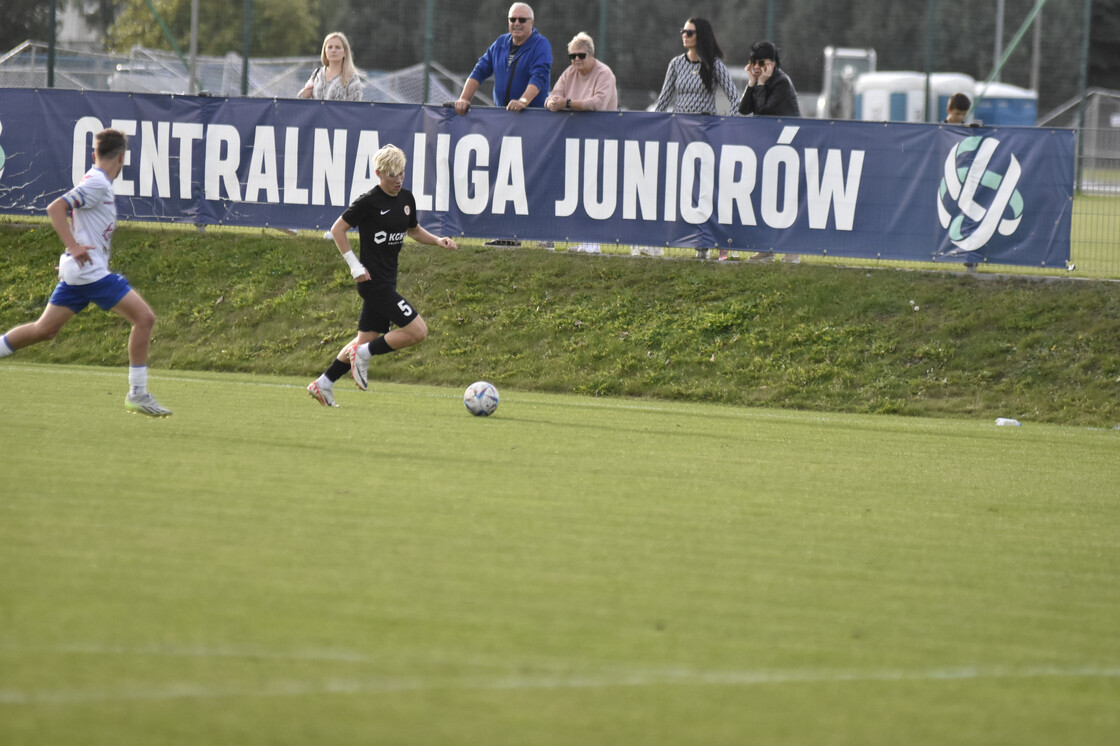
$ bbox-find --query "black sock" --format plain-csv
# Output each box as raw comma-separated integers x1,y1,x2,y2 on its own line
325,358,351,382
368,336,395,356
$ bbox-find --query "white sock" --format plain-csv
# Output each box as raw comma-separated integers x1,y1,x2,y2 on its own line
0,334,13,358
356,343,372,361
316,374,333,389
129,365,148,396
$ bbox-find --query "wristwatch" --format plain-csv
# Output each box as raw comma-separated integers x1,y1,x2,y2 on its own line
518,97,528,105
565,98,571,110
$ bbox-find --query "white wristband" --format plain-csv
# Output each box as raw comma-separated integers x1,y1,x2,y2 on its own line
343,251,365,278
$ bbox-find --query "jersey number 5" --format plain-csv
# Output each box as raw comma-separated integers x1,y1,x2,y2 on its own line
398,299,414,317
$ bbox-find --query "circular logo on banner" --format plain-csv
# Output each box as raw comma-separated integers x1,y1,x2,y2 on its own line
936,135,1024,255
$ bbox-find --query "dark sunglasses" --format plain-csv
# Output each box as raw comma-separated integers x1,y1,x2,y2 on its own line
508,16,531,23
680,28,696,36
568,52,588,60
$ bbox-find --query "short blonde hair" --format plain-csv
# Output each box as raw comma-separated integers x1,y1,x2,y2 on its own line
569,32,594,56
373,144,407,176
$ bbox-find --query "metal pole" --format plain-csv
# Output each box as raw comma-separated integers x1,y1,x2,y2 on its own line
1074,0,1092,192
423,0,435,103
974,0,1048,112
1029,7,1042,93
189,0,199,95
48,0,57,88
241,0,251,96
993,0,1004,82
923,0,936,122
765,0,775,42
598,0,608,61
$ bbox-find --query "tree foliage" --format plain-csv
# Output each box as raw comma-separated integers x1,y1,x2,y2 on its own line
106,0,317,57
1089,0,1120,90
0,0,59,53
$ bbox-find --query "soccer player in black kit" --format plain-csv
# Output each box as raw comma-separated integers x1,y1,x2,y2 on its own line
308,144,458,407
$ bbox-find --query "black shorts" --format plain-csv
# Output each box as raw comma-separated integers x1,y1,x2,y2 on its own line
356,282,419,334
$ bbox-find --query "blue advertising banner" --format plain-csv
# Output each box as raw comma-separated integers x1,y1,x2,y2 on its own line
0,88,1074,266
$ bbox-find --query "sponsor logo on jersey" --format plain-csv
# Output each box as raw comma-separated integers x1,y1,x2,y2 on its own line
373,230,408,244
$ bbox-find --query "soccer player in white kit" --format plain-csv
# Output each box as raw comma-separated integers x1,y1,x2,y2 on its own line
0,128,172,416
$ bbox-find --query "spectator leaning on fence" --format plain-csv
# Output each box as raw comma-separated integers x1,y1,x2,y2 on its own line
653,17,738,260
454,3,552,115
298,32,363,102
545,32,617,255
545,32,617,113
944,92,971,124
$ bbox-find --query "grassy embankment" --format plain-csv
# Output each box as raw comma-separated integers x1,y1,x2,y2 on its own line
1,222,1118,427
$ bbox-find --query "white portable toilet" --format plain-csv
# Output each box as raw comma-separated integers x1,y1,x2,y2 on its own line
928,72,976,122
854,72,927,122
972,81,1038,126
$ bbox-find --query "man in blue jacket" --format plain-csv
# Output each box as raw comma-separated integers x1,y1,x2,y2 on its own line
454,3,552,114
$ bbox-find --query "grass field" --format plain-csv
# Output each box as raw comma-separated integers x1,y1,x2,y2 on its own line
2,363,1118,745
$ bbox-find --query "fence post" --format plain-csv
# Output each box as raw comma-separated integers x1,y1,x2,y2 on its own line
1074,0,1091,192
48,0,57,88
423,0,435,104
241,0,252,96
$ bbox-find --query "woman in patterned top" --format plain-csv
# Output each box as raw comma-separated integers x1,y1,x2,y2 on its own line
298,32,363,101
653,18,738,116
653,18,738,260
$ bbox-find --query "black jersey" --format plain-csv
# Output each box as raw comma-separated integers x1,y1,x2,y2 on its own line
341,186,419,288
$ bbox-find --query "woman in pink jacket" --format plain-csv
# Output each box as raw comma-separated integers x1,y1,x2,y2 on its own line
545,32,618,113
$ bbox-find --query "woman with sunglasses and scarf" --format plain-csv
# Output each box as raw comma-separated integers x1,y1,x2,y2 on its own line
651,18,738,260
545,32,617,113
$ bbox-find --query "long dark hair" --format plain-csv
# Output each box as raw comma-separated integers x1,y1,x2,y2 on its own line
687,17,724,94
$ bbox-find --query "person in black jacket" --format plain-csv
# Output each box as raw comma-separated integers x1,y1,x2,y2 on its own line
737,41,800,117
737,41,801,262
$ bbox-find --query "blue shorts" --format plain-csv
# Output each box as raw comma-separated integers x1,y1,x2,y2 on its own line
49,273,132,313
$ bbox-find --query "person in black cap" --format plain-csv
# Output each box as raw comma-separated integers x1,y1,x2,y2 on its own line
737,41,800,117
738,41,801,261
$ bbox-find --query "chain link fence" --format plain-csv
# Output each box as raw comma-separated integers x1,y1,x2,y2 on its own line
0,41,474,104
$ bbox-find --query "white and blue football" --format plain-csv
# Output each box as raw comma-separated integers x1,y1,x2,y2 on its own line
463,381,499,416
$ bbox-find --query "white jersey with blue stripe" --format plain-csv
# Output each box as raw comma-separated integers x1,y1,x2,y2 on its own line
57,167,116,286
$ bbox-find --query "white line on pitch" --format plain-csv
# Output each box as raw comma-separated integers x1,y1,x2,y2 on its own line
2,660,1118,705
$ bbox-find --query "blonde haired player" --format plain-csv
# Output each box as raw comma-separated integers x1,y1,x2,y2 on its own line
307,144,458,407
0,128,171,416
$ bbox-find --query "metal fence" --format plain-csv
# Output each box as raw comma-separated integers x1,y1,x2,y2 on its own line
0,41,476,105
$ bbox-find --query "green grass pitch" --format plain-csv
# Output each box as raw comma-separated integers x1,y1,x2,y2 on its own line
2,363,1118,745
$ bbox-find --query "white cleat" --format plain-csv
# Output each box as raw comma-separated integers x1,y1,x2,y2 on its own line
307,380,337,407
125,392,173,417
347,343,369,391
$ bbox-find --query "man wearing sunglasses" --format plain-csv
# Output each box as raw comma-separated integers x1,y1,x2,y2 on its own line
454,3,552,115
